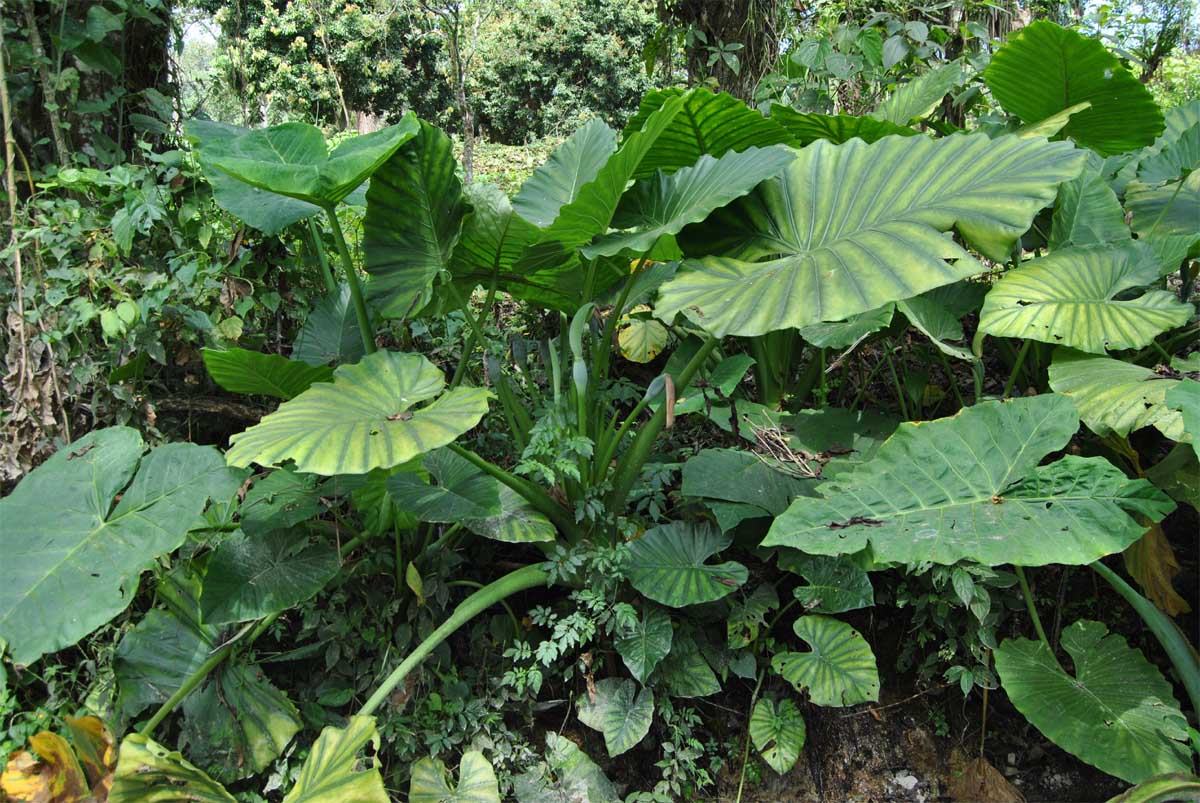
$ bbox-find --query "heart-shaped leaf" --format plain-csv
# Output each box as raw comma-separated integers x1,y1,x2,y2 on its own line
657,133,1083,337
576,678,654,757
0,428,242,665
513,118,617,227
626,521,748,607
615,605,673,682
200,529,338,624
409,751,500,803
983,21,1163,156
779,553,874,614
226,351,491,476
772,615,879,707
994,620,1191,783
764,395,1174,566
978,243,1192,353
750,697,806,774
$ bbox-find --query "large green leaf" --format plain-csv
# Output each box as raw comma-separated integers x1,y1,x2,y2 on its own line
109,734,236,803
681,448,814,516
583,146,796,258
1049,350,1188,441
871,61,965,126
0,428,242,665
750,697,806,775
292,285,370,366
513,118,617,227
1049,168,1130,250
226,351,491,476
1166,380,1200,460
1127,171,1200,245
281,716,388,803
205,117,420,206
994,620,1191,783
450,183,573,310
514,733,618,803
983,21,1163,156
200,529,338,624
387,448,502,522
576,678,654,757
655,631,721,698
615,605,673,683
1137,122,1200,184
782,407,898,480
772,615,879,707
202,348,333,399
656,133,1084,337
622,88,795,177
626,521,748,607
364,121,467,319
978,243,1192,353
799,304,895,349
779,553,874,614
462,486,557,544
186,120,319,234
516,96,685,275
240,468,322,535
409,751,501,803
769,106,918,146
763,395,1174,566
114,571,301,781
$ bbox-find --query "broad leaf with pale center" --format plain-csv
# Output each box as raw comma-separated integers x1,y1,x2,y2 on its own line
978,243,1192,353
750,698,806,774
226,351,490,476
409,751,500,803
772,615,879,707
109,735,235,803
576,678,654,757
281,716,388,803
763,395,1174,566
656,133,1083,337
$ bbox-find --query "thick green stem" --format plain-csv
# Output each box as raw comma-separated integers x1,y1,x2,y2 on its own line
1015,566,1055,660
140,614,278,737
308,218,337,295
608,335,720,513
1092,561,1200,718
446,443,580,539
1002,339,1032,398
323,205,376,356
448,282,495,388
358,564,549,716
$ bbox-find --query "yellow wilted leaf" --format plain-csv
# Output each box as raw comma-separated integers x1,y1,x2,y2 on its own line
2,732,88,803
1124,523,1191,617
64,715,117,798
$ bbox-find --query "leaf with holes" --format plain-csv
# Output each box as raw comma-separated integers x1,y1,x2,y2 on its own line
200,529,339,624
994,620,1191,783
779,553,874,614
978,243,1192,353
576,678,654,757
281,716,388,803
750,697,806,774
772,615,879,706
1048,349,1188,441
763,395,1174,566
657,134,1083,337
983,21,1163,156
0,428,243,666
626,521,748,607
108,734,235,803
202,348,333,399
226,351,491,476
409,751,500,803
615,605,674,682
240,468,322,535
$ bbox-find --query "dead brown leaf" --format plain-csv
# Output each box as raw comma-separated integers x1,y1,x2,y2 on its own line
948,755,1025,803
1125,523,1191,617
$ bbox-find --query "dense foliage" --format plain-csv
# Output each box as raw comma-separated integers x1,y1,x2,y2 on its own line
2,2,1199,802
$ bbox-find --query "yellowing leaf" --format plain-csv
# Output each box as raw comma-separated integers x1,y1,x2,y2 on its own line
1,732,89,803
1124,524,1191,617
